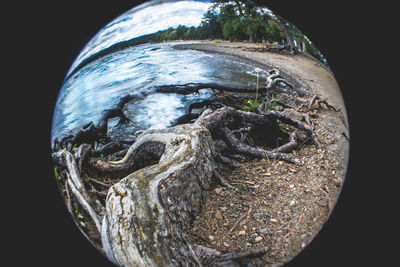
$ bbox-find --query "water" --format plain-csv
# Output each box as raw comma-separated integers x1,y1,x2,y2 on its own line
52,41,271,143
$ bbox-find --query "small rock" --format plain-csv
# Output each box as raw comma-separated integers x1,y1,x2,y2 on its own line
219,206,227,211
265,172,272,176
270,218,278,223
333,178,342,187
215,210,223,220
258,227,268,234
238,230,246,236
215,188,222,194
289,184,294,189
254,236,263,243
252,213,262,219
209,235,214,241
224,242,230,247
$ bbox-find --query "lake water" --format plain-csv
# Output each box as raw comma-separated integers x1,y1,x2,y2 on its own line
51,41,271,143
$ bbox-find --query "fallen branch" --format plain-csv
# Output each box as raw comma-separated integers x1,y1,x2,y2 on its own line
215,246,269,262
227,207,252,236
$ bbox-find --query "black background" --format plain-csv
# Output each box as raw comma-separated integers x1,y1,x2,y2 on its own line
9,0,386,266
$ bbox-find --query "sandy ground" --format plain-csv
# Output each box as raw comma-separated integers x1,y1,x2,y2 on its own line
175,41,348,127
174,41,350,266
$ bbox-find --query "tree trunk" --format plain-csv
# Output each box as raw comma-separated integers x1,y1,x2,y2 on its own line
101,124,217,266
248,33,255,43
275,17,297,54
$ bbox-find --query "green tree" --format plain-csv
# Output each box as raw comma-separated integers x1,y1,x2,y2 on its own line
201,10,222,39
176,25,188,40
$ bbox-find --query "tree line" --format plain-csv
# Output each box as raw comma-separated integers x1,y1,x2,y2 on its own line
151,0,326,64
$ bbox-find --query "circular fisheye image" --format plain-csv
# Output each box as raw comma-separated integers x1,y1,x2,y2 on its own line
51,0,349,266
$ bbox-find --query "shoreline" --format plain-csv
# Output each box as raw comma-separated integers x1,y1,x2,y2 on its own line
173,41,348,127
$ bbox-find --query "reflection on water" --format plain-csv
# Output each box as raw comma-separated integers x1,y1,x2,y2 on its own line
52,41,272,142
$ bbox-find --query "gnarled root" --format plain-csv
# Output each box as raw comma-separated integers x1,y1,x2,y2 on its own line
52,149,103,235
101,124,216,266
195,106,318,165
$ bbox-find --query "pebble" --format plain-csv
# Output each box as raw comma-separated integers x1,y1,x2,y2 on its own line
209,236,214,241
258,227,268,234
238,230,246,236
219,206,227,211
215,188,222,194
289,184,294,189
333,178,342,187
224,242,230,247
270,218,278,223
254,236,263,243
252,212,262,219
215,210,223,220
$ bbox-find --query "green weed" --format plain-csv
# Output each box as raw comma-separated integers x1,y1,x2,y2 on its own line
242,99,262,112
235,183,248,195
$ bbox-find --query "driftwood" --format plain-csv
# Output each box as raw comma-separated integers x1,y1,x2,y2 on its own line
51,68,329,266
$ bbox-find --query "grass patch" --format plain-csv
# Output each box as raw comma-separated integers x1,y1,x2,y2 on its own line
242,99,262,112
235,183,249,195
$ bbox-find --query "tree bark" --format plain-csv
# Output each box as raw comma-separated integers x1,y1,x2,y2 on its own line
101,124,217,266
274,16,297,54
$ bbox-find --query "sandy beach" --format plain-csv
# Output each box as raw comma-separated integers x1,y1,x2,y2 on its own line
174,41,347,124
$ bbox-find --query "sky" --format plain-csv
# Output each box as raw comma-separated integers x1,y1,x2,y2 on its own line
68,0,213,75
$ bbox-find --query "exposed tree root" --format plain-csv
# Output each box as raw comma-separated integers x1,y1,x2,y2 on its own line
51,69,333,266
220,126,301,164
53,150,102,234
